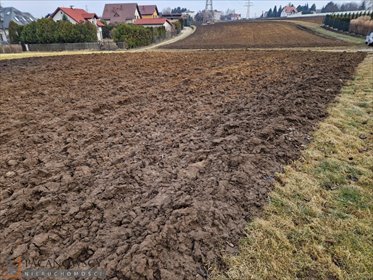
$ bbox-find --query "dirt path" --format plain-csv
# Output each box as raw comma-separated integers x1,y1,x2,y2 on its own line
0,51,365,279
129,26,196,52
0,27,196,61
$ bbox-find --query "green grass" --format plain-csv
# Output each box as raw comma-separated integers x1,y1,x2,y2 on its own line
288,20,366,45
214,54,373,280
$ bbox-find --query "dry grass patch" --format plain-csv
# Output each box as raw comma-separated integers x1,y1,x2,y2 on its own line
216,54,373,280
289,20,365,45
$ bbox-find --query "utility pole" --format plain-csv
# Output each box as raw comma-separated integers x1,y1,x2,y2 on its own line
203,0,214,24
245,0,253,19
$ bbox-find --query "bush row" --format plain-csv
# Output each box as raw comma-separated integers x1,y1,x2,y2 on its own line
323,12,373,34
350,16,373,36
10,18,97,44
111,24,166,48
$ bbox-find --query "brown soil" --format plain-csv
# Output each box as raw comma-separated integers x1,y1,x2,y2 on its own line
284,16,325,24
163,21,349,49
0,51,365,279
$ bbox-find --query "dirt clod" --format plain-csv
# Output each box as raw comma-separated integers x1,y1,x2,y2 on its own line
0,51,365,279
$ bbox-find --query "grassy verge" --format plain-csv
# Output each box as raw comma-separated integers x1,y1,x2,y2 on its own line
289,20,365,45
215,54,372,279
0,50,122,61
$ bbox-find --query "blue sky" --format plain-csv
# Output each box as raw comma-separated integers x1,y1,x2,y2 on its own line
2,0,362,19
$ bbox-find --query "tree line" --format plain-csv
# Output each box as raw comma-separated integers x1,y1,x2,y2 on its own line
263,1,369,17
263,3,316,17
321,1,368,13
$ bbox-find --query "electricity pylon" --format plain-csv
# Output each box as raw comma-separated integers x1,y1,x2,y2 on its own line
245,0,253,19
203,0,214,24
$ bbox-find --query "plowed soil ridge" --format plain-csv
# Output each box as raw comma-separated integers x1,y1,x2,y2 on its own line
0,51,365,279
162,21,350,49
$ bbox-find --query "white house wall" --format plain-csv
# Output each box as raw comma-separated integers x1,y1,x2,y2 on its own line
51,10,103,41
0,29,8,42
52,11,77,24
164,23,172,33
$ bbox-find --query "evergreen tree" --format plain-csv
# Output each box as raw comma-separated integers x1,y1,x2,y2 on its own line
8,21,23,43
321,2,339,13
268,8,273,17
278,5,283,16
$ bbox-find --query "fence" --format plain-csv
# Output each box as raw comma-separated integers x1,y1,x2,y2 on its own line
24,41,124,52
0,44,23,53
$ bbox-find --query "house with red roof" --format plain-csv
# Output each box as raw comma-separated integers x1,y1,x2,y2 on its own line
102,3,141,24
138,5,159,18
134,18,173,33
280,6,301,17
50,7,104,41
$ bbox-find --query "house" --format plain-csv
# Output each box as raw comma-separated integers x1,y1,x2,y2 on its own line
50,7,104,41
0,6,36,43
182,10,196,19
134,18,173,33
138,5,159,18
230,13,241,21
222,13,241,21
102,3,141,24
281,6,300,17
161,13,183,21
213,10,223,21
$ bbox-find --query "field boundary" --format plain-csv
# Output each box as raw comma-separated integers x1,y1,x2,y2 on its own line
215,54,373,279
0,26,196,60
287,20,366,45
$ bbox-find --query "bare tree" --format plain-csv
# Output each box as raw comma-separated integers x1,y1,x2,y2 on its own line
162,7,172,15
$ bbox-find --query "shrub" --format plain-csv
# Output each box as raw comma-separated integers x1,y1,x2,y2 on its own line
8,21,24,43
20,18,97,44
112,24,153,48
101,20,114,39
349,16,373,35
173,20,182,34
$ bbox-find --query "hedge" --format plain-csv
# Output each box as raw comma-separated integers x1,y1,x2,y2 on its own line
112,24,166,48
323,11,373,33
19,18,97,44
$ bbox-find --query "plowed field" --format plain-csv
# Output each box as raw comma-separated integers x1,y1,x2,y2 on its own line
163,21,349,49
0,51,365,279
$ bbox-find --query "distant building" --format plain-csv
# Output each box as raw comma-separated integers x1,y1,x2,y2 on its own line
0,6,36,43
102,3,141,24
281,6,300,17
138,5,159,18
50,7,104,41
214,10,223,21
161,13,183,20
230,13,241,21
134,18,173,33
222,13,241,21
182,10,196,19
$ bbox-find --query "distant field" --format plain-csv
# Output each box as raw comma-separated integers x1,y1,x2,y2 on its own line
285,16,325,24
163,21,350,49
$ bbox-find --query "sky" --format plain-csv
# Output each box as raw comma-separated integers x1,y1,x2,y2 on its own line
1,0,363,19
